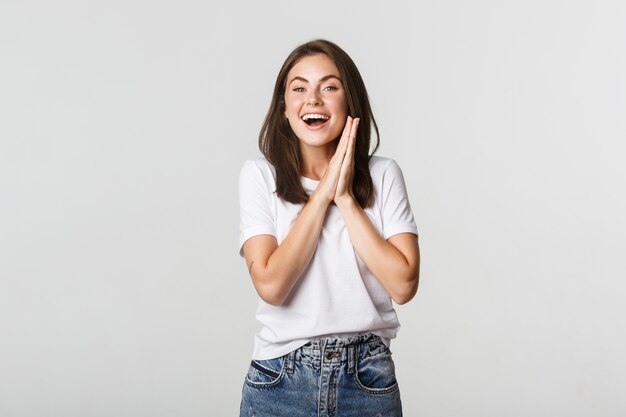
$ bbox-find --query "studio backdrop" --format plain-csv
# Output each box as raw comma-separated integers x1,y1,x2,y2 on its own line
1,1,625,416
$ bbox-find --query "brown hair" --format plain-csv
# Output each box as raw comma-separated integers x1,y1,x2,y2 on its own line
259,39,380,208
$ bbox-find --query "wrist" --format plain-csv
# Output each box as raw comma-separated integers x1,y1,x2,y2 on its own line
309,191,332,210
335,194,357,211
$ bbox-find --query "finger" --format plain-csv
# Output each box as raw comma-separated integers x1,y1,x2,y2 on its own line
331,116,352,164
350,118,359,143
349,118,359,166
346,119,358,160
338,116,352,152
350,117,361,138
322,117,351,188
345,118,358,161
340,118,359,177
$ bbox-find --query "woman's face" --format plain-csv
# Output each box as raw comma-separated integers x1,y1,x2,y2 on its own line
283,54,348,150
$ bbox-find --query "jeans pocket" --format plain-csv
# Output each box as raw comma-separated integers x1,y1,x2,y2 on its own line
354,351,399,394
244,356,286,388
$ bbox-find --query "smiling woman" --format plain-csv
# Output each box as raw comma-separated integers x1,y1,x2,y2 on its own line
284,55,348,170
238,39,420,416
258,40,381,207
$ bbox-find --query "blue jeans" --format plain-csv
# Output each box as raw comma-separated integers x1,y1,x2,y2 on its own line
239,333,403,417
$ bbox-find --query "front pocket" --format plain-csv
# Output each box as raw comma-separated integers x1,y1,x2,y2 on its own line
354,352,399,394
245,356,285,388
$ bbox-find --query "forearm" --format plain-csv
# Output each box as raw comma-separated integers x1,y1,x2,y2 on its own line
336,197,419,304
253,194,329,305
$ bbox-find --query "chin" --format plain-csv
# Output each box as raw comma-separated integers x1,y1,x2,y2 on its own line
298,134,339,148
296,127,342,146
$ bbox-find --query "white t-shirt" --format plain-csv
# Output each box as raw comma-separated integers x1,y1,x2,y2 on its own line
238,156,418,360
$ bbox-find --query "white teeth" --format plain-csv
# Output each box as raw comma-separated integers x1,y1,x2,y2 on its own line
301,113,330,121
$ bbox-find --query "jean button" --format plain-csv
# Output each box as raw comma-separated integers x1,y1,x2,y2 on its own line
325,351,336,360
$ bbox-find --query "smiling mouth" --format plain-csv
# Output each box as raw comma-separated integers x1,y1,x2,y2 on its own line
301,113,330,127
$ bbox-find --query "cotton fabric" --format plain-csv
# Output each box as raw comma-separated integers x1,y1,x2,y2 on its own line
238,156,417,360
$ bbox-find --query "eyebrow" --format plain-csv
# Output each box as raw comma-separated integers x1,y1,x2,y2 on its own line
288,74,342,86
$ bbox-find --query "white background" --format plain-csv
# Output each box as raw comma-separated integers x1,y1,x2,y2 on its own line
1,1,625,416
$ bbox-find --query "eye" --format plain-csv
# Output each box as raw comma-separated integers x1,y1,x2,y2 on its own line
323,85,338,91
293,87,305,92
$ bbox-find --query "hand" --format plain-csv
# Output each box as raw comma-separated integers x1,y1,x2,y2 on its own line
310,116,359,206
335,117,359,204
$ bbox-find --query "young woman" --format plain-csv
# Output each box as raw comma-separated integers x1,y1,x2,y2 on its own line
238,39,420,416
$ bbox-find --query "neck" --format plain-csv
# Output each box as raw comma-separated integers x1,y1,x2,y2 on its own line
299,142,337,180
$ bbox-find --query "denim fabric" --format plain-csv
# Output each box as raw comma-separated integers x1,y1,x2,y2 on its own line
239,333,402,417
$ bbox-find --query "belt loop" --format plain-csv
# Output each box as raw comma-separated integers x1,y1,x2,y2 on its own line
347,345,356,375
285,350,295,374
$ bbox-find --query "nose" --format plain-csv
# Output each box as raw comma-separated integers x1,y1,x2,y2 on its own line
305,90,322,105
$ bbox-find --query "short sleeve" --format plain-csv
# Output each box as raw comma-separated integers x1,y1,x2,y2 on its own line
238,160,276,257
380,159,418,240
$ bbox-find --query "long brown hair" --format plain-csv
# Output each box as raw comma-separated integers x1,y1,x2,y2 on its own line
259,39,380,208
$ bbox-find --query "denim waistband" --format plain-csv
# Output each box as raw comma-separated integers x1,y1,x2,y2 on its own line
284,333,390,373
303,333,379,350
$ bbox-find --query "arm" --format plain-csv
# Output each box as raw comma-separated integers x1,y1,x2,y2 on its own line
242,117,360,306
242,195,328,306
334,123,420,304
335,198,420,304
